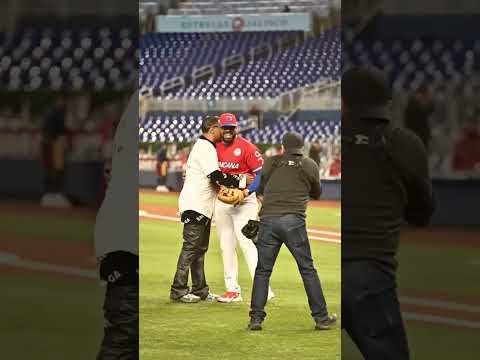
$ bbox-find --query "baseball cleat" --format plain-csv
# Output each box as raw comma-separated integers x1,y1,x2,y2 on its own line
267,291,275,301
247,318,263,331
175,293,201,303
315,313,337,330
217,291,243,303
202,293,219,302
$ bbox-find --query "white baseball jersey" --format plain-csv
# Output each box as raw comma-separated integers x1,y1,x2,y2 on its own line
94,92,139,258
178,137,219,219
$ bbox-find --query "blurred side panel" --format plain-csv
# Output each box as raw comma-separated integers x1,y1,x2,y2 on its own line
342,0,480,359
0,0,138,359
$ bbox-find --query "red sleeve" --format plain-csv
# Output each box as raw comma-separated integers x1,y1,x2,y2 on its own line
246,143,263,173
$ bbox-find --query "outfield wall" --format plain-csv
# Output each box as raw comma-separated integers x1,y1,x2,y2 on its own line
1,159,104,206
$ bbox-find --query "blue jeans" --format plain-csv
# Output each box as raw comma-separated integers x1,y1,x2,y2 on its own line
250,214,329,321
342,261,409,359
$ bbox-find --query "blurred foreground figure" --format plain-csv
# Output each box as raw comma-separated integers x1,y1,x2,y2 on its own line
95,93,139,360
341,67,435,360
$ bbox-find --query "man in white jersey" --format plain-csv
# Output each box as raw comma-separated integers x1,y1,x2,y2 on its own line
214,113,274,303
94,92,139,359
170,115,250,303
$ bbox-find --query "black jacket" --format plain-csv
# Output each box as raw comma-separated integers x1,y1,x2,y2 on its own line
258,152,321,219
342,117,435,274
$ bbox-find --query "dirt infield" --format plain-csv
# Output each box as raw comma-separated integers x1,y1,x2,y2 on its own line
140,204,179,218
401,227,480,247
0,201,97,279
1,237,95,268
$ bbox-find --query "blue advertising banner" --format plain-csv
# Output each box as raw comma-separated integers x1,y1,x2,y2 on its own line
156,13,312,33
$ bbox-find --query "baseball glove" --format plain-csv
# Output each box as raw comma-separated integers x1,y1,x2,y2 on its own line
218,185,246,205
241,220,260,243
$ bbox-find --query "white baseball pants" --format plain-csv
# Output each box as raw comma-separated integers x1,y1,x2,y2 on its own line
214,195,272,295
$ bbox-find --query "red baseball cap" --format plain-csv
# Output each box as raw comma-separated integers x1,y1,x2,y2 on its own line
218,113,238,128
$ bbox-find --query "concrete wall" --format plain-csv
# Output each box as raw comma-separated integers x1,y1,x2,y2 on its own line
1,159,104,206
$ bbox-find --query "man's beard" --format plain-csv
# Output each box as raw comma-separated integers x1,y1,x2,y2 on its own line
223,131,236,144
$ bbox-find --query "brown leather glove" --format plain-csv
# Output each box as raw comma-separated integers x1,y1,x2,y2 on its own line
218,185,246,205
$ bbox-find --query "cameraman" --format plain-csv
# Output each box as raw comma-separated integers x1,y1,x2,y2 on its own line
342,67,435,359
247,132,337,331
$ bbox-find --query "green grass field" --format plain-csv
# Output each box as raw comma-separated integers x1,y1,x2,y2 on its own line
1,271,104,359
140,194,341,360
3,193,477,359
397,239,480,298
0,205,104,360
141,192,480,359
0,210,95,243
139,191,341,229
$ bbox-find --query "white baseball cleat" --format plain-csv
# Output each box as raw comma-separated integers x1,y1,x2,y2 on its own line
267,291,275,301
177,293,201,303
217,291,243,303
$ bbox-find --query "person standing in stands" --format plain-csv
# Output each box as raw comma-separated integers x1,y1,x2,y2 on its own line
156,144,169,192
40,96,70,207
404,84,434,151
308,140,322,167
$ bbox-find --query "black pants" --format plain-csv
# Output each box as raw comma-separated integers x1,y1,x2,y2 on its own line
170,214,211,300
97,252,139,360
342,260,409,360
250,214,328,321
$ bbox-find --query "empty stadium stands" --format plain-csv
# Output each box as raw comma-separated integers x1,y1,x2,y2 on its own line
175,28,340,98
139,111,339,144
140,31,293,90
140,27,340,98
0,18,138,91
343,30,480,90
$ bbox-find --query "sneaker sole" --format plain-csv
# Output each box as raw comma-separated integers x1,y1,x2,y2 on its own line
217,297,243,303
315,325,333,330
170,297,201,303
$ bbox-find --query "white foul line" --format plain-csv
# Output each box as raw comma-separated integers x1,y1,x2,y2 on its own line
0,252,97,279
403,312,480,329
307,228,341,237
400,296,480,314
309,235,341,244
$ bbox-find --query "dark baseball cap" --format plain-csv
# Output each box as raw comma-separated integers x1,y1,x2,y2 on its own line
282,132,304,155
342,66,392,107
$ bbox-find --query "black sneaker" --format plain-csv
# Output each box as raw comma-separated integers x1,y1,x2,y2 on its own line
247,318,263,331
315,314,337,330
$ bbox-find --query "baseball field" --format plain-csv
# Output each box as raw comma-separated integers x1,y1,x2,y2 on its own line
0,202,103,359
342,227,480,359
139,190,341,360
2,192,478,359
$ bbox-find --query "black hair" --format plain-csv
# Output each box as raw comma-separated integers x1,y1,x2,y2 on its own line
201,116,219,134
342,66,392,107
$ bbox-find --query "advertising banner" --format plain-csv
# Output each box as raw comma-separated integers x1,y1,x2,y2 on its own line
156,13,312,33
